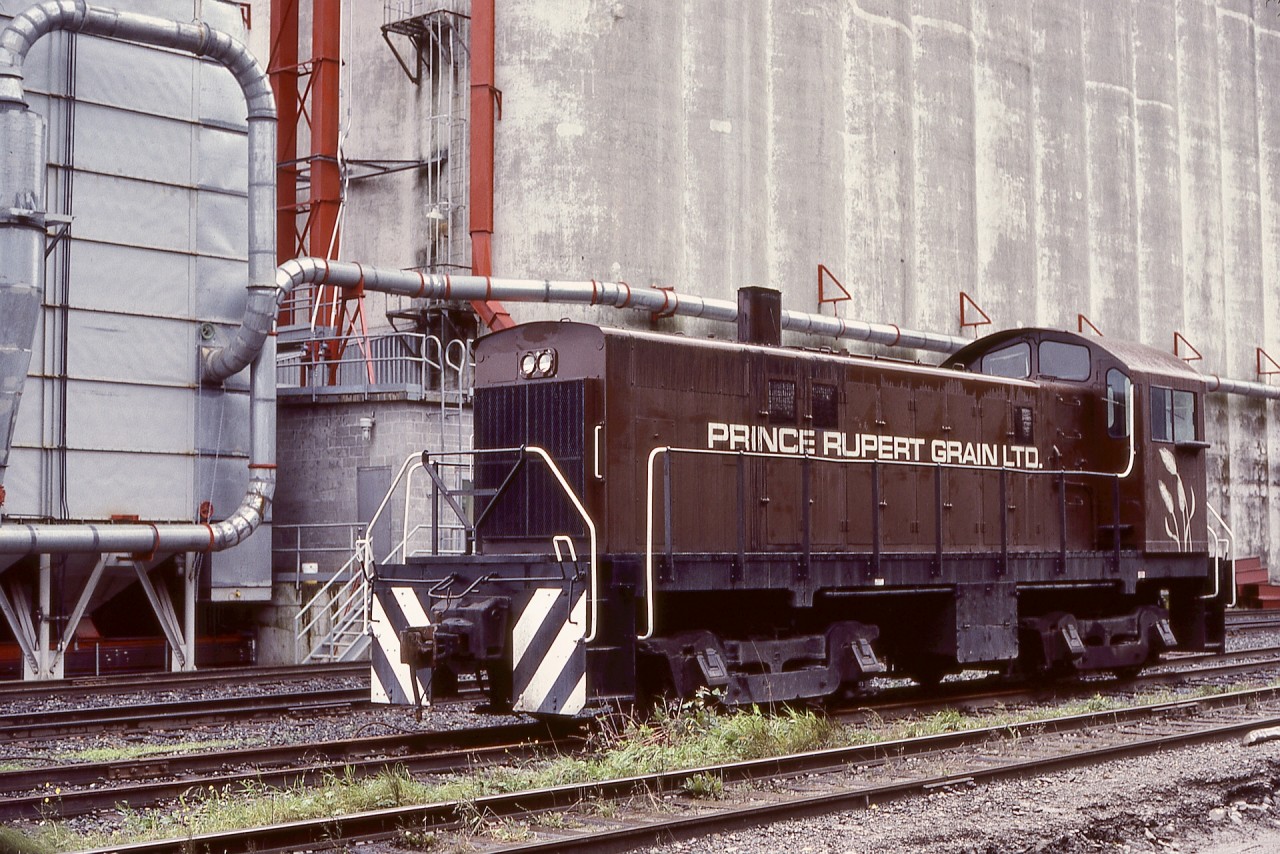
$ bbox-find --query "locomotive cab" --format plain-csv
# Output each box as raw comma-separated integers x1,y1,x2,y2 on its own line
948,330,1225,663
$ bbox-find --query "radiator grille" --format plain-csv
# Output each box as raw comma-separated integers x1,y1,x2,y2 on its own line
474,381,586,540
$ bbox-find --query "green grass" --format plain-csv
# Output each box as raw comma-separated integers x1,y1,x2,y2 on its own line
8,678,1278,852
65,739,249,764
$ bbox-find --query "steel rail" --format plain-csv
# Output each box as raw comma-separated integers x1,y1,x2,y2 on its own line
0,687,369,740
75,685,1280,854
498,707,1280,853
1226,611,1280,629
0,722,583,820
0,662,367,701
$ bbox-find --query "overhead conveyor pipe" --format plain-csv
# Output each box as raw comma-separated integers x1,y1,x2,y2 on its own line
1204,374,1280,401
0,2,275,554
266,260,965,351
780,310,968,353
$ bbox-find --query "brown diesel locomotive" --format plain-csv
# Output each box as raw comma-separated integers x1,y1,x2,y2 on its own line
371,299,1228,716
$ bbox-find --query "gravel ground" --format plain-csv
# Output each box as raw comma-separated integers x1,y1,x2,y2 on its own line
0,693,527,769
642,738,1280,854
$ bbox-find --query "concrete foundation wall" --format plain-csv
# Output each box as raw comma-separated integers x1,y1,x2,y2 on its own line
274,397,473,576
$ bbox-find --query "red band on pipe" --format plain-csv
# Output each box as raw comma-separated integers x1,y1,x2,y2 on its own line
352,262,365,296
620,282,632,308
1209,375,1221,392
889,324,901,348
416,271,428,299
591,280,599,305
205,524,215,552
248,463,278,470
444,274,452,300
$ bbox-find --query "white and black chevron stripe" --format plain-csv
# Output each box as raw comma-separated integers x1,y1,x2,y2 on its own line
369,585,432,706
511,587,587,715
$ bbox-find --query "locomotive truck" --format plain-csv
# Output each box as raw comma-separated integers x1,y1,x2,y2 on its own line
369,290,1229,716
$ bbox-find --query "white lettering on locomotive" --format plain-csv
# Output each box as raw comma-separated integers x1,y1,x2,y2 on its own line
707,422,1042,470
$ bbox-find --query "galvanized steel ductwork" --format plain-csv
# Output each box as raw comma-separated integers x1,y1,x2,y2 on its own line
269,259,972,353
0,2,275,555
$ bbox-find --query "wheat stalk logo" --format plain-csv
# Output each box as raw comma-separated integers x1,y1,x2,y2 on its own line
1158,447,1195,548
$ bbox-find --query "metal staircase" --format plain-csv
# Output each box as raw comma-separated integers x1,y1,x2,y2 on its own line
294,542,373,663
294,452,471,663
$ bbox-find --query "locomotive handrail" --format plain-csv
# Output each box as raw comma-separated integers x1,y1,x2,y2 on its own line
1204,504,1236,606
639,387,1137,642
420,445,600,644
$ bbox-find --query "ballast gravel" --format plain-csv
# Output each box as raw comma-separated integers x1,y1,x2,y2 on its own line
642,737,1280,854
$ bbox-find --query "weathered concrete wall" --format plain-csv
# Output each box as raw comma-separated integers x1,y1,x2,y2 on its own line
259,1,1280,566
478,0,1280,565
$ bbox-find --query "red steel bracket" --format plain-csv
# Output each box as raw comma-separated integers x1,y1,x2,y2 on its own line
817,264,851,307
959,292,992,330
1077,314,1103,336
1174,331,1202,362
1258,347,1280,377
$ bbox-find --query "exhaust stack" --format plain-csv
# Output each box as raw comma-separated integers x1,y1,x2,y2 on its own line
737,286,782,346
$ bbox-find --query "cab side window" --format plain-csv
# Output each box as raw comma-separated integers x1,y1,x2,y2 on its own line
1106,369,1131,438
980,342,1031,379
1151,386,1197,444
1038,341,1091,381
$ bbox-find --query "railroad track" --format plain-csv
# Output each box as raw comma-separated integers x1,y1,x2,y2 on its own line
1226,610,1280,631
0,661,367,704
0,720,582,821
831,643,1280,721
65,683,1280,853
0,686,371,740
10,645,1279,830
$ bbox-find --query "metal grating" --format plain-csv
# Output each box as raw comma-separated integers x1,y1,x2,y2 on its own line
474,381,585,540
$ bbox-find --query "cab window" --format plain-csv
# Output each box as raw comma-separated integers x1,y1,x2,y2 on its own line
980,342,1031,379
1106,369,1131,438
1038,341,1090,381
1151,386,1197,443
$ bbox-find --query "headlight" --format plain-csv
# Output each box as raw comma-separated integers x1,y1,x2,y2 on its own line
518,348,558,379
519,352,538,378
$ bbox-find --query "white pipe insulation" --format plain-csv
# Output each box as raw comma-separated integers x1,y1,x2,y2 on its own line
0,2,275,555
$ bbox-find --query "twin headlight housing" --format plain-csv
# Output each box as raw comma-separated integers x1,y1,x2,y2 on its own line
519,348,557,379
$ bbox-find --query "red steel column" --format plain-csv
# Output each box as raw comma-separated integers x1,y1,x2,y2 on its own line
269,0,300,323
311,0,342,267
468,0,514,331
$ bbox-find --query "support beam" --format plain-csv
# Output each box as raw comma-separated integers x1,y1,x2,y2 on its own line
37,555,54,678
132,560,193,672
0,576,38,679
52,554,108,677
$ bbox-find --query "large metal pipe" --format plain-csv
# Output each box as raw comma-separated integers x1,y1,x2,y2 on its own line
274,258,742,324
0,2,275,553
269,259,1277,401
1205,374,1280,401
